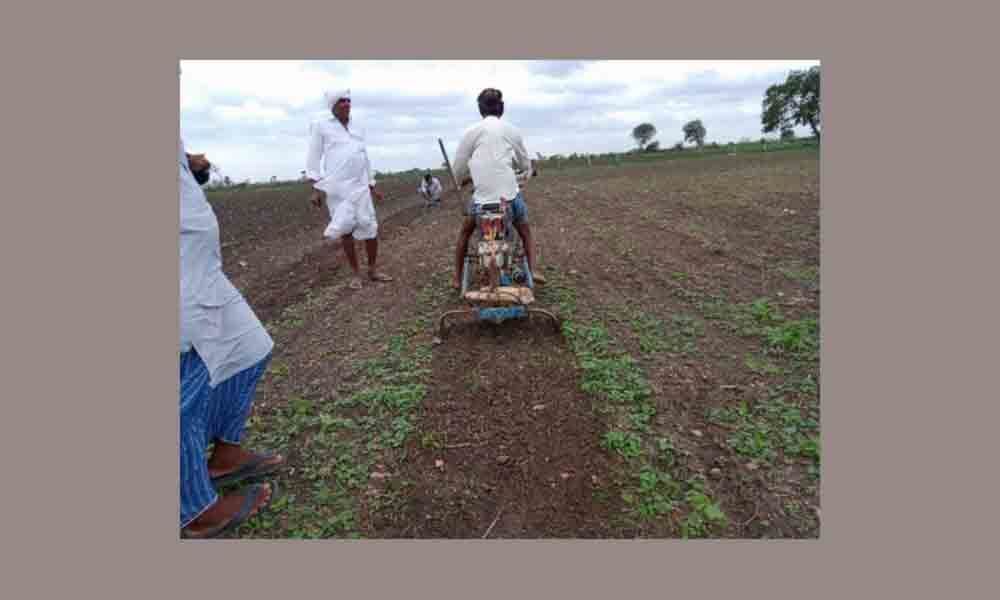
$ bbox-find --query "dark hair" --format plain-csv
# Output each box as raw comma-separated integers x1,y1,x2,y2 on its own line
477,88,504,117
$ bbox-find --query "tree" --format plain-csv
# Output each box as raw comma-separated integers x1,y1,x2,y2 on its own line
632,122,657,150
683,119,707,148
780,127,795,142
645,141,660,152
762,65,820,140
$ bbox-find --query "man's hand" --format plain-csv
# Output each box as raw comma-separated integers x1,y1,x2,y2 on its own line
309,188,326,208
460,176,473,188
187,153,211,173
370,185,384,202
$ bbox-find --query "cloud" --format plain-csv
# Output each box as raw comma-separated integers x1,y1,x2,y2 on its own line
212,100,290,124
525,60,592,78
180,59,819,179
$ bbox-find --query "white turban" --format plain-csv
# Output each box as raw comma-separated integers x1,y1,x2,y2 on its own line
324,88,351,109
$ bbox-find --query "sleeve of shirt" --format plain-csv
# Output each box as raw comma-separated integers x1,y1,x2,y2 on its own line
510,126,532,175
452,128,475,182
362,126,376,187
364,150,376,187
305,122,325,182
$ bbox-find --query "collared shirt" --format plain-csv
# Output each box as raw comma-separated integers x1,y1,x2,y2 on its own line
180,139,273,387
305,117,376,197
452,116,532,205
419,177,443,199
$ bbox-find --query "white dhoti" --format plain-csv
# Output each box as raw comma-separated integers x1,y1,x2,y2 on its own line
321,180,378,240
316,154,378,241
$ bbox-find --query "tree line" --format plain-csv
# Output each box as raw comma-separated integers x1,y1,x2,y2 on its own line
631,65,820,152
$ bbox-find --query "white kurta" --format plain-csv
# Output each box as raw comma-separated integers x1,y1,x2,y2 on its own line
180,139,274,387
305,117,379,240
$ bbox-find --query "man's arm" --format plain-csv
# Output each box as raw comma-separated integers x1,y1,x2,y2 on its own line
452,127,476,187
305,122,324,186
305,123,327,206
186,153,210,174
510,128,533,178
360,128,383,201
363,148,376,188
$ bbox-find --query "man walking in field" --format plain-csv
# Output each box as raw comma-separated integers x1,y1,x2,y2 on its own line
452,87,544,290
306,88,393,290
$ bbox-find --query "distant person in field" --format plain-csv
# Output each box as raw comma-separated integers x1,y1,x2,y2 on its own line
305,88,393,290
452,87,544,290
179,138,285,539
418,172,443,207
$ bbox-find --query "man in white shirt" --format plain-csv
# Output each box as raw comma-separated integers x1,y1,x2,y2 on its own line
418,172,443,207
179,139,285,538
452,88,544,290
306,88,393,290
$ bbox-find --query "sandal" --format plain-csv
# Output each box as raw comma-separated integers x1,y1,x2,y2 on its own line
368,271,393,282
348,277,364,290
210,452,284,488
181,483,274,540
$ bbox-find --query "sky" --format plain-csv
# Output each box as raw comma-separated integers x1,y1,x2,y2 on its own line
179,60,819,183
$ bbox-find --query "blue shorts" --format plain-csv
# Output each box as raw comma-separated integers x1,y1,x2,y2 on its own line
465,192,528,224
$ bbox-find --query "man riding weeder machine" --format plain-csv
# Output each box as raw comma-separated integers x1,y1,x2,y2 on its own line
437,191,560,338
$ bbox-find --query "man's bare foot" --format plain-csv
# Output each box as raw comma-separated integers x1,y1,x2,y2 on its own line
452,279,461,290
182,483,273,539
368,271,393,282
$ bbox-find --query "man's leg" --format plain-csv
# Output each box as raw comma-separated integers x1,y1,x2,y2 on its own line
205,352,284,481
365,237,378,270
341,234,361,275
364,238,393,281
340,233,365,289
180,351,218,529
511,194,544,283
180,350,274,536
513,221,539,279
454,216,476,289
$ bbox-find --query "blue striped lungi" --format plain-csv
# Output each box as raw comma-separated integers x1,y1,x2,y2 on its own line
179,349,271,528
